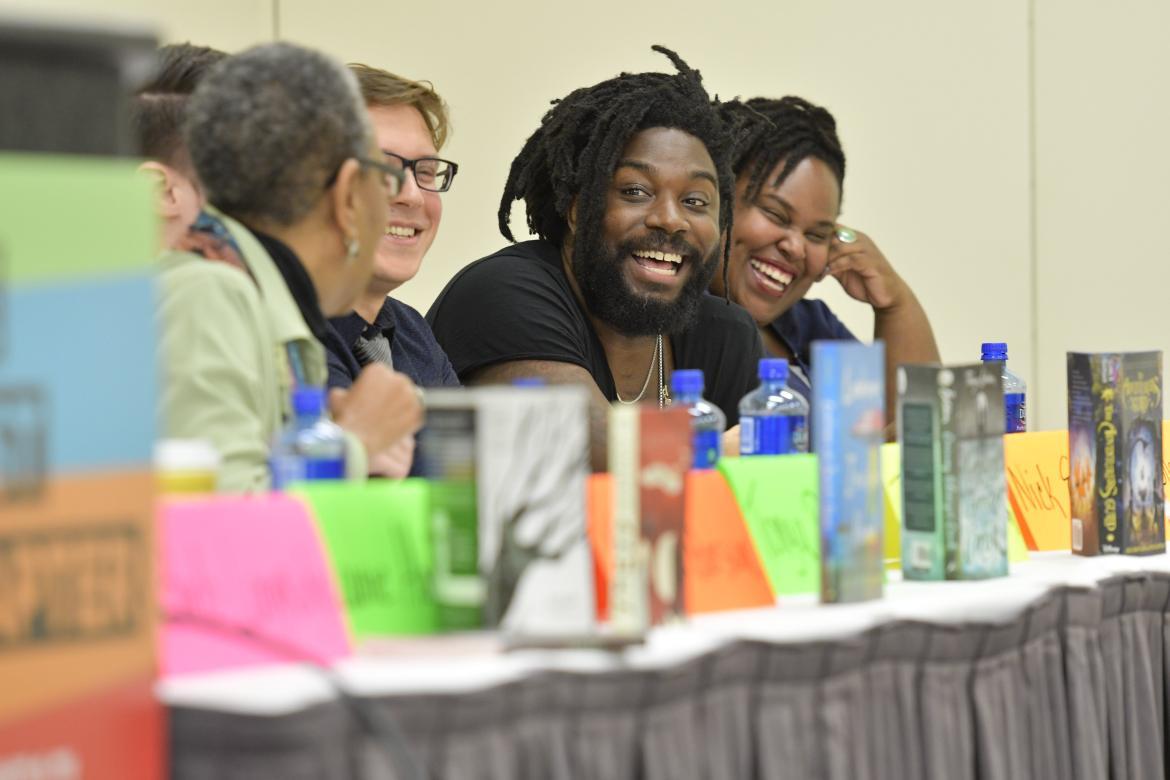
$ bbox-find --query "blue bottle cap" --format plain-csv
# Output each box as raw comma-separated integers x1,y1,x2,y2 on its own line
981,342,1008,360
292,386,326,416
671,369,704,395
512,377,546,387
759,358,789,382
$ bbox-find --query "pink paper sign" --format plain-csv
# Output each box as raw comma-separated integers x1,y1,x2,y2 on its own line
159,494,351,676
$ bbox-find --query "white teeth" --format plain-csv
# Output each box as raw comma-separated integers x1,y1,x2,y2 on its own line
385,225,417,237
749,258,793,288
633,250,682,264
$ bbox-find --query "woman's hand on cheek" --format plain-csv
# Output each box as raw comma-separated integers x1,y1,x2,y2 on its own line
822,228,908,311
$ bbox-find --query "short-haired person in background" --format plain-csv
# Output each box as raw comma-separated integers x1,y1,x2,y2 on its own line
131,42,226,250
427,47,763,471
713,97,939,426
157,42,423,492
322,65,460,476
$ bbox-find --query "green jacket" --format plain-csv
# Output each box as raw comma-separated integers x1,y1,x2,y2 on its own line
157,208,367,492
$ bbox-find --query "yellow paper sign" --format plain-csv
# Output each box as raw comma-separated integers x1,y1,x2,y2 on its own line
880,443,902,570
1003,430,1071,551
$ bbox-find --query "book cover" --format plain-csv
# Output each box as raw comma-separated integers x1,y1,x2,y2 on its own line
1067,353,1098,555
812,341,885,603
414,392,482,630
898,363,1008,580
1118,353,1163,554
897,364,946,580
607,405,647,637
638,407,691,624
608,405,691,627
951,364,1008,578
473,386,594,637
1068,351,1165,556
419,386,596,636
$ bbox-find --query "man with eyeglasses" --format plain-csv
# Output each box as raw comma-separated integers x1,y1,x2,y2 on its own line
320,64,461,476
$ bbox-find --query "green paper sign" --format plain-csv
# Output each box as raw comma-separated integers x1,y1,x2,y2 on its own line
718,455,820,596
1005,498,1030,564
0,154,155,285
293,479,438,638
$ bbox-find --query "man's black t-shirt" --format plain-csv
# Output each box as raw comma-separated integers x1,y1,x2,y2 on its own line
426,240,763,427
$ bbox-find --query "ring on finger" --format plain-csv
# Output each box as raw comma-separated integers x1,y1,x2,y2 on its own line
835,226,858,244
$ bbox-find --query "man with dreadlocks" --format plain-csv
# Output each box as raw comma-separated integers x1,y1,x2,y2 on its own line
428,47,762,470
712,96,938,427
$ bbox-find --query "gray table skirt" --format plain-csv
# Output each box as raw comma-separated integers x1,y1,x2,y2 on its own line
170,573,1170,780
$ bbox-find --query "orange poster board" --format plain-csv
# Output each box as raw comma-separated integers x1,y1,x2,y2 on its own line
0,470,162,778
586,470,774,620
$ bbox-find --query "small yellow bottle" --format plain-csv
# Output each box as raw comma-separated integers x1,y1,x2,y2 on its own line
155,439,220,494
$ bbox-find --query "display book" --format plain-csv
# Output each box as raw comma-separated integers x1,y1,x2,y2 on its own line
1067,351,1164,556
607,405,692,633
811,340,886,602
897,362,1009,580
415,385,596,638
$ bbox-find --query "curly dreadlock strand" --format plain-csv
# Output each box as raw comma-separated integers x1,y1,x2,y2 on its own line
497,46,737,300
721,95,846,205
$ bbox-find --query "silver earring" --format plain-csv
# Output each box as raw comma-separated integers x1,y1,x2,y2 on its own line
345,236,359,263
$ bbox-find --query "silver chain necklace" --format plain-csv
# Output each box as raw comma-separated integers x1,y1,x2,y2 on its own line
614,334,665,410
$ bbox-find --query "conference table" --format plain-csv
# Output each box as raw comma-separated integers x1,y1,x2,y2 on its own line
161,551,1170,780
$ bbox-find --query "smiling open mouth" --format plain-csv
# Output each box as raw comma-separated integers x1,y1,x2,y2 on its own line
385,225,418,238
632,249,683,276
749,257,794,293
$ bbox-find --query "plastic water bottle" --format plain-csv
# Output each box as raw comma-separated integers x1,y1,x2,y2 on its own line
739,358,809,455
671,369,726,469
981,342,1027,433
270,386,347,488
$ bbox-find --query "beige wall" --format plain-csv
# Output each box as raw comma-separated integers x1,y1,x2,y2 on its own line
12,0,1166,431
1033,0,1170,430
1,0,273,51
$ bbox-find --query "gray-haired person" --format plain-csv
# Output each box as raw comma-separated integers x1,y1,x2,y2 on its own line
156,42,423,492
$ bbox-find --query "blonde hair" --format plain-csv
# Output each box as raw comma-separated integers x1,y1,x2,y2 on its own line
347,63,450,150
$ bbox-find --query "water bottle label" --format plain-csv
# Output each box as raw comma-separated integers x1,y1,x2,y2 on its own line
1005,393,1026,433
269,455,344,487
741,415,807,455
304,457,345,480
692,429,721,470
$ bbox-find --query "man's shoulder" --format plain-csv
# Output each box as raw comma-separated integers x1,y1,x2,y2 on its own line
451,240,562,285
428,240,569,318
387,297,441,346
158,249,261,305
385,296,425,325
695,293,759,337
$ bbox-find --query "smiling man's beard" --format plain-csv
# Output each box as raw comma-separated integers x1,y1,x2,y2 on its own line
571,235,720,337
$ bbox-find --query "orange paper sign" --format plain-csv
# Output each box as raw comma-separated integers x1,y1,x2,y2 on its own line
684,470,774,613
586,473,613,621
586,470,775,620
